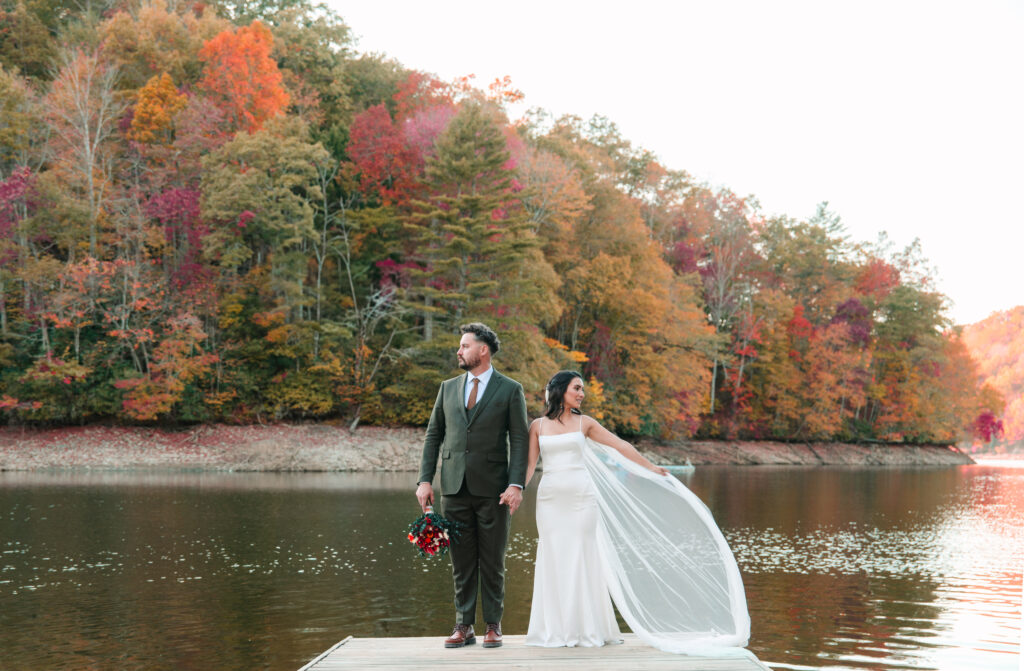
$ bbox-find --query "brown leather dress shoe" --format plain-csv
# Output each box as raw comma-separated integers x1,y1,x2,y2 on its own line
482,622,502,648
444,624,475,648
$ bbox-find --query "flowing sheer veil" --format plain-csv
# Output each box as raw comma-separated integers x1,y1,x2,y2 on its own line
581,437,751,655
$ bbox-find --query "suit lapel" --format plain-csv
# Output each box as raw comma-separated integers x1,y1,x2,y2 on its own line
467,371,504,427
457,374,469,423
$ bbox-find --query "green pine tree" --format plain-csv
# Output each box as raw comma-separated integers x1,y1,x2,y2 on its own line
402,102,561,392
406,102,548,334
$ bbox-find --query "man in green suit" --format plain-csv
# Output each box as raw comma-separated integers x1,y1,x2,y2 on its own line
416,322,529,649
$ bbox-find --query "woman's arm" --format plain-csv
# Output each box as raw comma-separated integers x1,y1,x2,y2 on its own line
525,418,542,485
582,416,668,476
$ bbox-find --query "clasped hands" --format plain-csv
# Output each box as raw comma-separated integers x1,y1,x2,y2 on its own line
499,485,523,514
416,482,523,514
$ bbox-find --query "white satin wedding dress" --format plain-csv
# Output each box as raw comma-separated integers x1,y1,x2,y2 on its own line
525,419,751,655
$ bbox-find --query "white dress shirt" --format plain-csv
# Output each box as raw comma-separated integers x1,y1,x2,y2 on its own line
464,366,494,408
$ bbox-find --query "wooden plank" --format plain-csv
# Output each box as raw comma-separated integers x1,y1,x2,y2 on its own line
301,634,772,670
297,636,352,671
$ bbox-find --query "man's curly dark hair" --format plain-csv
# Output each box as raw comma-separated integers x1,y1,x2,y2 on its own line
460,322,500,354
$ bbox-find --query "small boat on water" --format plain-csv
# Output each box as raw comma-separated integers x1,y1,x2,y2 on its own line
661,459,695,474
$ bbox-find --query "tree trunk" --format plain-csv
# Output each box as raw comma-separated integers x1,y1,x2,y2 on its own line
39,315,50,353
424,295,433,341
0,275,6,337
710,357,719,414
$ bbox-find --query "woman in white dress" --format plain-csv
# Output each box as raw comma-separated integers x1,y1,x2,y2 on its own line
524,370,751,655
524,371,666,647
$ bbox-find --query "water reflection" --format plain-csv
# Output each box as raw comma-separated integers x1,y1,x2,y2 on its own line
0,466,1021,670
702,465,1024,671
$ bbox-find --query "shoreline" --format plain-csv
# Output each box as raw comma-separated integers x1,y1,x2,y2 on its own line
0,423,976,471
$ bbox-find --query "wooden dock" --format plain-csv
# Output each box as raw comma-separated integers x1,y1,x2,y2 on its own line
299,634,772,670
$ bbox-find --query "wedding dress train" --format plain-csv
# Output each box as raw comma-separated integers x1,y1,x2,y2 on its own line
525,427,750,655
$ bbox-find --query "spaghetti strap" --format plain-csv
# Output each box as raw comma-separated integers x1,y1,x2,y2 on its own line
578,413,583,433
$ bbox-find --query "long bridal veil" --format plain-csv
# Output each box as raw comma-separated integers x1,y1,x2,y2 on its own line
581,437,751,655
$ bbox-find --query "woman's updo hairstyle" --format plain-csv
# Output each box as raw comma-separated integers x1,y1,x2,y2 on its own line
544,370,583,420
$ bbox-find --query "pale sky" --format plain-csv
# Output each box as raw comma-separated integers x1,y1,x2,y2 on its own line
332,0,1024,326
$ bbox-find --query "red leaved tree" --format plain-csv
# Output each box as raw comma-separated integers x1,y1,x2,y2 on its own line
347,104,422,206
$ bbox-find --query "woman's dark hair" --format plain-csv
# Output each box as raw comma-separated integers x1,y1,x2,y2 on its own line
460,322,500,354
544,370,583,420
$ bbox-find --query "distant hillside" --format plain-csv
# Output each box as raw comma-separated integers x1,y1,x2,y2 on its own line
962,307,1024,451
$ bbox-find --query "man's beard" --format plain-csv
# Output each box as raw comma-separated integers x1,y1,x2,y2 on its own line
458,353,481,370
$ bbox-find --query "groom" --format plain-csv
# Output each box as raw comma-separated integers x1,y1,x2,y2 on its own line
416,322,529,649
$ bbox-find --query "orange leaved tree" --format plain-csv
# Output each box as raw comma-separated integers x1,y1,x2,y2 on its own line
129,72,187,145
197,21,289,133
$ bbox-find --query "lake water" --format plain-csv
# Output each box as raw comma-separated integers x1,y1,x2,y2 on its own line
1,465,1021,670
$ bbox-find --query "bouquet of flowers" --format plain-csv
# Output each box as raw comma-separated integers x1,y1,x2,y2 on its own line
407,506,460,558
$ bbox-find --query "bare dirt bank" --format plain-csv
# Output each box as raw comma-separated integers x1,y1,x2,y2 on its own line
0,424,424,472
635,438,975,466
0,423,974,471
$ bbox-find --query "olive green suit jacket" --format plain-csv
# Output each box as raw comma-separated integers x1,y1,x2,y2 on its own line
419,370,529,497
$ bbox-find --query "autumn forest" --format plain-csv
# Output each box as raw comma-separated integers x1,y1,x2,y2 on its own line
0,0,1010,446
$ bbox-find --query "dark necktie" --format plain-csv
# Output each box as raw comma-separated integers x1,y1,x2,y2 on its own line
467,378,479,410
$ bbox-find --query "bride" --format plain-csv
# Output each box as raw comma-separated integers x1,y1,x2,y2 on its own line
524,370,751,654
